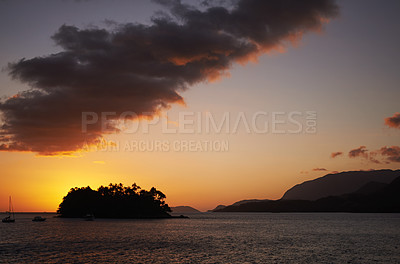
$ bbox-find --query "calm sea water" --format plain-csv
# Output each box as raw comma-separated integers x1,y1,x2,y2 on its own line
0,212,399,263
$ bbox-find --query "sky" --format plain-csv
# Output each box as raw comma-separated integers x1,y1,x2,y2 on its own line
0,0,399,212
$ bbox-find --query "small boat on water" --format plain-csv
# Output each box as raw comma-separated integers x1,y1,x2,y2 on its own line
84,213,94,221
2,216,15,223
2,196,15,223
32,216,46,222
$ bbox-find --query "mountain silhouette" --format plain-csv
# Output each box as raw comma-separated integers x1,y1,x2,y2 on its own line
216,175,400,213
231,199,270,206
207,199,270,212
208,205,226,212
353,181,388,195
214,170,400,213
281,169,399,200
170,206,200,213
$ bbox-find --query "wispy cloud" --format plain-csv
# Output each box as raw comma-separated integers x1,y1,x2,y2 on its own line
379,146,400,163
312,168,327,171
333,145,400,164
348,146,368,159
330,151,343,158
384,112,400,129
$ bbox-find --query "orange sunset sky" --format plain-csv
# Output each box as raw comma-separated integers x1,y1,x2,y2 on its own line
0,0,399,212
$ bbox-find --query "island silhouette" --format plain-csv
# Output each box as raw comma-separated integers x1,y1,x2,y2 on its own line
57,183,175,218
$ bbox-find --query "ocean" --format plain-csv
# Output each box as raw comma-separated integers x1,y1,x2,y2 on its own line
1,212,399,263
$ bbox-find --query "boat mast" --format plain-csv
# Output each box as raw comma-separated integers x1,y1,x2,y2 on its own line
9,196,14,219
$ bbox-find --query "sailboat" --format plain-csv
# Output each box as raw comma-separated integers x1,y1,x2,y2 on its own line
2,196,15,223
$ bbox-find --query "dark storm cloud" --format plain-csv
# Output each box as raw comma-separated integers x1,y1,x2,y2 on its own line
384,112,400,129
0,0,339,155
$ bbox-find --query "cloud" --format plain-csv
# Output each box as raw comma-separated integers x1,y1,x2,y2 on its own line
384,113,400,129
312,168,327,171
330,151,343,158
379,146,400,163
348,146,368,159
0,0,339,155
368,156,381,164
330,145,400,164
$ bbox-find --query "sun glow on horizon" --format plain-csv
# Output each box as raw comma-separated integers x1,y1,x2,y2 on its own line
1,0,400,213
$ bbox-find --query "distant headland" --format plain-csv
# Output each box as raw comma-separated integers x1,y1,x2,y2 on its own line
213,169,400,213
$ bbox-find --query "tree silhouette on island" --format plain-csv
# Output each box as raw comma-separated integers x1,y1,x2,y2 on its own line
57,183,176,218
